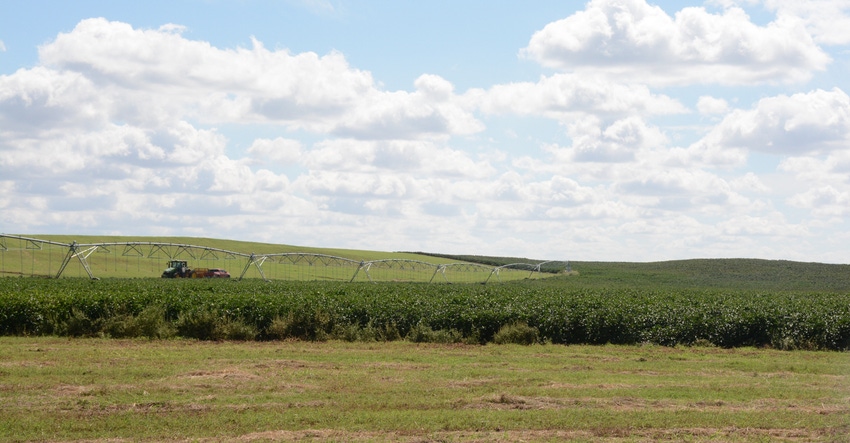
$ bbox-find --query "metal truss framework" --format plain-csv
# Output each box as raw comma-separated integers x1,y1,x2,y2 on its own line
0,234,567,283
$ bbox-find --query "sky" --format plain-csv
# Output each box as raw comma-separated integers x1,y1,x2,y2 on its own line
1,0,850,263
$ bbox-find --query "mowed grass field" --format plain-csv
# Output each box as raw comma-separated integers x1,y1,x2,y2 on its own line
1,337,848,442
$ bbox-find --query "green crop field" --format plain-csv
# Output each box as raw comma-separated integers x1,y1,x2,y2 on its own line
1,234,849,349
1,260,849,350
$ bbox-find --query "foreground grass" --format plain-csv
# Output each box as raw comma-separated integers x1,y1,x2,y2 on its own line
1,338,848,442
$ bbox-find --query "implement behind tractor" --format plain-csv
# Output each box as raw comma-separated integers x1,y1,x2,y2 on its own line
161,260,230,278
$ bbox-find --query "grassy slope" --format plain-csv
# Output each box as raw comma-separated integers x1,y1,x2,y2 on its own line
566,259,850,292
2,234,471,279
4,234,849,290
25,234,462,263
420,251,850,292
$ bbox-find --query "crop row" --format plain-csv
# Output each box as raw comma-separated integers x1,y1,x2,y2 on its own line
1,278,848,350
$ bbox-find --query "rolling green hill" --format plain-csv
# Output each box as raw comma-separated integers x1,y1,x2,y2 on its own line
563,259,850,292
415,252,850,292
1,235,540,281
2,234,848,291
23,234,448,263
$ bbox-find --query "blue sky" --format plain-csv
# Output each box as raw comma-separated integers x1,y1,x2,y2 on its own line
2,0,850,262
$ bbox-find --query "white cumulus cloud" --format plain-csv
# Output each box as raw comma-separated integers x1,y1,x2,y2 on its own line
247,138,303,166
471,73,687,119
1,6,848,262
695,88,850,155
763,0,850,45
697,96,730,115
521,0,830,85
787,185,850,216
36,18,480,139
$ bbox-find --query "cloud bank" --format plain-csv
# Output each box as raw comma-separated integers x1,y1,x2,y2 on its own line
1,1,849,262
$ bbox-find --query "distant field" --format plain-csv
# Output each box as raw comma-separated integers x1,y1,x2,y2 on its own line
4,234,849,290
424,253,850,292
0,234,555,282
7,234,471,262
568,259,850,292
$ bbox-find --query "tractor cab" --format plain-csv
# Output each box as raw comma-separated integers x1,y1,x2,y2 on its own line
161,260,190,278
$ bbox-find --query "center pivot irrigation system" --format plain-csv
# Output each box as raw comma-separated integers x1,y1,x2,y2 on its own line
0,235,568,284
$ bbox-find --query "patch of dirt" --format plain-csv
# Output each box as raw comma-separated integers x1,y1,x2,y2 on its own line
54,384,96,396
69,400,333,417
543,381,650,390
458,394,847,416
1,359,57,368
48,427,838,442
360,361,432,371
180,368,259,380
459,393,572,410
251,359,314,369
446,378,499,388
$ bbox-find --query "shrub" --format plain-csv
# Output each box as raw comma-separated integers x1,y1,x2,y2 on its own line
380,322,402,341
220,318,257,341
493,322,539,345
264,311,332,341
135,305,176,339
64,308,102,337
332,323,371,342
102,314,140,338
265,315,294,340
176,308,223,340
406,322,463,344
329,321,400,342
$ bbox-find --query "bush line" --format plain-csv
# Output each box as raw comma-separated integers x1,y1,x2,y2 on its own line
0,279,848,349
